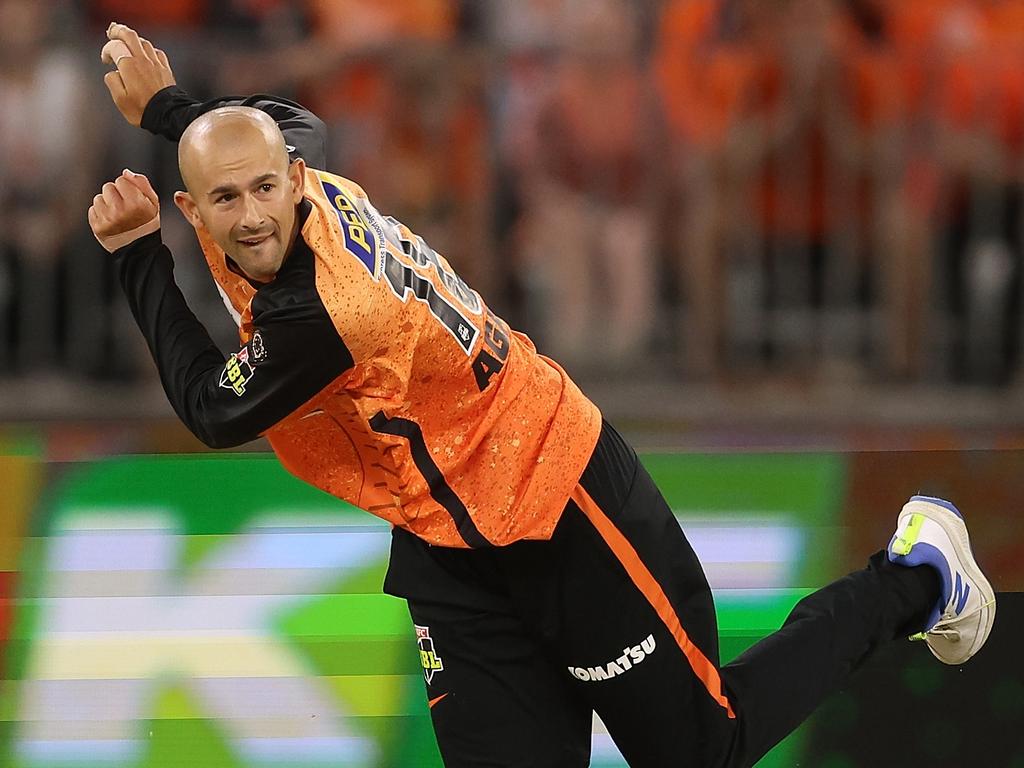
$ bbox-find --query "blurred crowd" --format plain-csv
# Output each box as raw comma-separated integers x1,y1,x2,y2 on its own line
3,0,1024,400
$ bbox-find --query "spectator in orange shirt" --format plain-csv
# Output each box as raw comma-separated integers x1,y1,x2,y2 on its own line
657,0,866,377
654,0,764,377
843,0,935,380
517,0,667,370
856,0,1024,383
926,1,1024,383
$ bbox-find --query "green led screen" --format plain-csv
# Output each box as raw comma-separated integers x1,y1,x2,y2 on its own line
1,452,847,767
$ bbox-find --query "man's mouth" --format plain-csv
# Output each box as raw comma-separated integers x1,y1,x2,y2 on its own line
238,234,272,247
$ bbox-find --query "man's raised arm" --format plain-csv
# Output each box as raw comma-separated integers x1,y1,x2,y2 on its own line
88,170,352,449
102,22,327,168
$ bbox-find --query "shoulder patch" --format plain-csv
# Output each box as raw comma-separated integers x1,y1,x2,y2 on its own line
219,331,267,397
250,330,267,363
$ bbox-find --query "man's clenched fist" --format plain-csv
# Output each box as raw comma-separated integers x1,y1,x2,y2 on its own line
88,170,161,253
102,22,176,127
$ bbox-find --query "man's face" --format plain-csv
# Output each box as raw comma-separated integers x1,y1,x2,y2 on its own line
177,135,304,282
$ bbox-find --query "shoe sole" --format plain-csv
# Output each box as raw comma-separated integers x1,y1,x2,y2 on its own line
901,498,996,664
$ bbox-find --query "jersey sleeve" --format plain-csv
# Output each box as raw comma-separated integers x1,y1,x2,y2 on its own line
140,85,328,168
114,231,353,448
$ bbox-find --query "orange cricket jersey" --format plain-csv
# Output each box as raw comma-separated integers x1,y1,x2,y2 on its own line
195,167,602,547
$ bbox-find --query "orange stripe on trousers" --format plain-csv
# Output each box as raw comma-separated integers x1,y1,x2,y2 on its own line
571,484,736,719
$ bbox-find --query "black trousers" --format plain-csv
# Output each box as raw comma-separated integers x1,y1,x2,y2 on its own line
383,421,940,767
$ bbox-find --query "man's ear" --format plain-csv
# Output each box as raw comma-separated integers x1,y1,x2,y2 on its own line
289,158,306,203
173,191,203,229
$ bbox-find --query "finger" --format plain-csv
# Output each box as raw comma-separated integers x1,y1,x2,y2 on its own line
103,70,128,103
107,22,146,60
155,47,170,69
139,37,158,64
113,174,140,201
101,181,124,205
89,196,110,227
114,174,159,213
122,170,160,207
101,39,131,66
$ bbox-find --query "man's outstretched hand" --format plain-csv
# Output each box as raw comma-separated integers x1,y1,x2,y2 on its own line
101,22,176,127
88,170,162,253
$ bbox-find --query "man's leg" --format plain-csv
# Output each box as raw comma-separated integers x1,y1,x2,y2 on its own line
404,598,593,768
496,422,742,766
506,428,951,767
720,494,997,764
385,526,593,767
718,550,940,765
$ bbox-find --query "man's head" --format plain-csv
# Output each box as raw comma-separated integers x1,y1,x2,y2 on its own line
173,107,305,282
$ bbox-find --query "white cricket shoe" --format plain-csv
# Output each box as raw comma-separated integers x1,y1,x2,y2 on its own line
887,495,996,665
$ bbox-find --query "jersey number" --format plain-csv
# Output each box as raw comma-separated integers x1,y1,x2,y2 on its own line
381,226,481,354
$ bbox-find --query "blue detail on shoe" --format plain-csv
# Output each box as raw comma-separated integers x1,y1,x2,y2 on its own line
910,495,964,520
888,541,950,630
953,572,971,615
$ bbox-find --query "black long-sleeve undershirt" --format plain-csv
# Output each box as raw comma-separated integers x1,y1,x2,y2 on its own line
114,224,353,448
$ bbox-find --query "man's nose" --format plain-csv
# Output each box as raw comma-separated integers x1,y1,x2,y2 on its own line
239,195,265,229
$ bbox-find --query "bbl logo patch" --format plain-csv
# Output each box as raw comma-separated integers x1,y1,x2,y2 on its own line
415,625,444,684
219,331,267,397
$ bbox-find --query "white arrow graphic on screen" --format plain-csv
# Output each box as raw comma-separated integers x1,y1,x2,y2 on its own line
16,510,393,767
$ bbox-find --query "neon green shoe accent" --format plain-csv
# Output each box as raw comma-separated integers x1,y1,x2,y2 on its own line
909,632,928,641
892,513,925,556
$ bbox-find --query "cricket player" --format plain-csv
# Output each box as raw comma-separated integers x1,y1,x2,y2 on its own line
88,23,995,767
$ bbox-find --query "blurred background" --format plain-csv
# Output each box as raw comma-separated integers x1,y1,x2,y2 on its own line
2,1,1024,766
2,0,1024,441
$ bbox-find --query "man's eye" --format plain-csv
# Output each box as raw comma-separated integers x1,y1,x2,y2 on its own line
217,194,235,204
259,184,274,193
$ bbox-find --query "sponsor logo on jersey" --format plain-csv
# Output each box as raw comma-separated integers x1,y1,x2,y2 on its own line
319,176,379,277
219,331,267,397
567,634,656,682
415,624,444,684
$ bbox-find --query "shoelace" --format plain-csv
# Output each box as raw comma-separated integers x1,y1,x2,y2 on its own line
910,598,996,643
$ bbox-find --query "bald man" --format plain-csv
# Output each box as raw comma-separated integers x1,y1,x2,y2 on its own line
88,22,995,768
